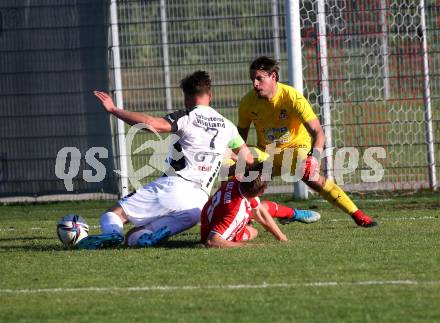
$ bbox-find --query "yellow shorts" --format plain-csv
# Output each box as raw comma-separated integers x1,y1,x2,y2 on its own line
251,144,311,177
221,143,311,179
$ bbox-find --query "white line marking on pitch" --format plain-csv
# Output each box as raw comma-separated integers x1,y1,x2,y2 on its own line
0,280,439,294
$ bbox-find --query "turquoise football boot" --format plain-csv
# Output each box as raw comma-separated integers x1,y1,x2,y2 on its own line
137,226,171,247
279,209,321,224
77,233,124,250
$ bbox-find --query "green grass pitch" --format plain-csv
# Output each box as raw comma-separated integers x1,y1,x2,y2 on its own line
0,192,439,322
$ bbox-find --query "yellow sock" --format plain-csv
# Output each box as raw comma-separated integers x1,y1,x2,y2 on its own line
320,180,358,215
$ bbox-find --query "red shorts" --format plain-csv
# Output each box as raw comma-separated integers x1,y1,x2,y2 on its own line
233,226,251,242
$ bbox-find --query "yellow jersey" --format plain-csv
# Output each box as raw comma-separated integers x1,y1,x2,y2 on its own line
238,82,317,150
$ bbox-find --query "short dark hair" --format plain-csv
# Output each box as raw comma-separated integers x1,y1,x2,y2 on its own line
249,56,280,81
180,70,211,96
239,163,268,198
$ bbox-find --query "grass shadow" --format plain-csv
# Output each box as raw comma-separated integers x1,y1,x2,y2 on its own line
157,240,204,249
0,231,205,251
0,236,54,242
0,244,68,252
156,232,203,249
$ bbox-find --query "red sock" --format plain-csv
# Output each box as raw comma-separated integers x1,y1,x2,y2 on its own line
351,210,373,225
262,201,294,219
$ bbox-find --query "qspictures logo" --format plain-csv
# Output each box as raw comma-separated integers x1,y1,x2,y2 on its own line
54,124,386,191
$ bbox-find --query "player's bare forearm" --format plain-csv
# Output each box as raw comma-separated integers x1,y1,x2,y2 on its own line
112,109,151,126
205,232,247,248
304,119,325,154
94,91,171,132
253,206,288,241
111,109,171,133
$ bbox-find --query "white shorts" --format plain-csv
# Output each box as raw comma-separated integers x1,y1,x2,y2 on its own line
118,176,209,227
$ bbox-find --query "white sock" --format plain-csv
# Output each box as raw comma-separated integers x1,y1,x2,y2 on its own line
100,212,124,235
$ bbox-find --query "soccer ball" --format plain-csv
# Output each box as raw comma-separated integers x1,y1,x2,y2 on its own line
57,214,89,246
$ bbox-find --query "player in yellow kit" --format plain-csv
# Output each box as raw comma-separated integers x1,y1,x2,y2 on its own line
238,56,378,227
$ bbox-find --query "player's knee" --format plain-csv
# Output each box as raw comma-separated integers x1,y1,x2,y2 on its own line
246,226,258,241
180,208,201,228
165,208,200,235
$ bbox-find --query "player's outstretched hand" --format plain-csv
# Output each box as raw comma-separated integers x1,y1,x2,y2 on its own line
94,91,117,113
278,234,289,242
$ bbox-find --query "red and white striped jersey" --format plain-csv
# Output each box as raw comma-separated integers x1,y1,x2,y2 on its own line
200,179,260,242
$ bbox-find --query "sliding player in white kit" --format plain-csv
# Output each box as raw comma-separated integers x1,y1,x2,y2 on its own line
79,71,253,249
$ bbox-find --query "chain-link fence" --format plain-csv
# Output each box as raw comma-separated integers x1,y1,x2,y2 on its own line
111,0,439,194
0,0,118,199
299,0,440,191
0,0,438,199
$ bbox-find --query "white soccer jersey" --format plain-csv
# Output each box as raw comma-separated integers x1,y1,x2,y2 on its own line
163,105,244,194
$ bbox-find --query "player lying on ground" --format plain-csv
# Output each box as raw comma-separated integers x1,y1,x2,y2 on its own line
221,149,321,224
201,164,288,248
78,71,254,249
237,56,378,227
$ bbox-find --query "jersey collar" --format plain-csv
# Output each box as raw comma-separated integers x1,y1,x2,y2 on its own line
268,83,281,103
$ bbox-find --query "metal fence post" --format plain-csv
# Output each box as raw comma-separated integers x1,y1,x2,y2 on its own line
379,0,391,100
272,0,281,61
420,0,437,190
286,0,308,199
160,0,172,112
110,0,129,197
317,0,334,180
